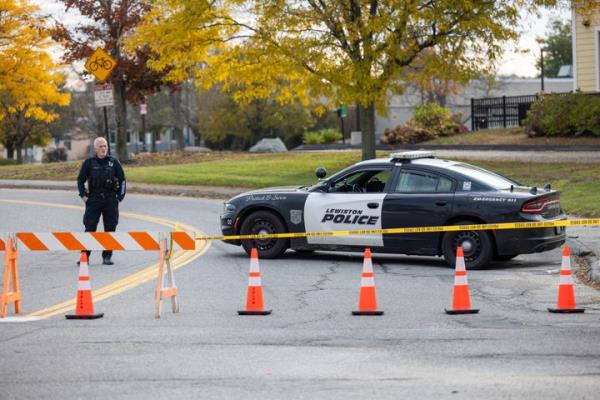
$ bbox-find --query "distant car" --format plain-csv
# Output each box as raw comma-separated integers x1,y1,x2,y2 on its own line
220,151,566,269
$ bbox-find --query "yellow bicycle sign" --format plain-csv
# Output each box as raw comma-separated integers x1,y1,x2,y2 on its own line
84,48,117,82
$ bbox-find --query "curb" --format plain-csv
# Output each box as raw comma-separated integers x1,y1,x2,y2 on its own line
0,180,244,200
294,143,600,152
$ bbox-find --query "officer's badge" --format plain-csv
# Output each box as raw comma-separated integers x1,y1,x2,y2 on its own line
109,160,114,167
290,210,302,225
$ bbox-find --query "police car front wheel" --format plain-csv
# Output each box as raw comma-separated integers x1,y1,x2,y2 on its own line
441,223,493,270
240,210,289,259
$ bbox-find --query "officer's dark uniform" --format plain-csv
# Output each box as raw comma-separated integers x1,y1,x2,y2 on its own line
77,155,126,263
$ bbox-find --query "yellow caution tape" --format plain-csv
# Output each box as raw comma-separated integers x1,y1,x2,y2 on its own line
195,218,600,241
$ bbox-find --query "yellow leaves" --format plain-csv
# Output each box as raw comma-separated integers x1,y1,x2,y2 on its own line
0,0,70,126
131,0,571,115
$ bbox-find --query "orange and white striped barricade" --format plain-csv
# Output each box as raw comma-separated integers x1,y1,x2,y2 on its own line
2,231,195,318
155,235,179,319
1,235,21,318
15,232,162,252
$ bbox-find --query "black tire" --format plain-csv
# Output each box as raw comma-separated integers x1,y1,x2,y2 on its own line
494,254,518,262
240,210,289,259
442,221,493,270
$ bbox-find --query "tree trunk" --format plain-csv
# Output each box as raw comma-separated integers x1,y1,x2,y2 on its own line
169,88,184,150
15,145,22,164
358,104,376,160
6,146,14,159
15,111,24,164
114,80,129,160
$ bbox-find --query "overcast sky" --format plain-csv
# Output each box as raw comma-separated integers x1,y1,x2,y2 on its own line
33,1,571,80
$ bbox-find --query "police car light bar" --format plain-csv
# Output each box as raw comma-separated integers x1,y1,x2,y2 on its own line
390,151,436,162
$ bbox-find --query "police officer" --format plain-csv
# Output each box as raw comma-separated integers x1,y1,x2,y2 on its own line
77,137,126,265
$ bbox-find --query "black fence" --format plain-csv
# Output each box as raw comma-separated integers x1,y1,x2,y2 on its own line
470,94,540,131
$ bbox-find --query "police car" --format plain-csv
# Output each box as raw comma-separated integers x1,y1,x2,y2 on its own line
220,151,566,269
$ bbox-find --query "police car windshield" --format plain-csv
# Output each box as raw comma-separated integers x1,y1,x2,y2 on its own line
448,163,521,189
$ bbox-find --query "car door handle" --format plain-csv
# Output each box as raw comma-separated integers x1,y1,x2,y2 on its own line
367,202,379,209
435,201,447,207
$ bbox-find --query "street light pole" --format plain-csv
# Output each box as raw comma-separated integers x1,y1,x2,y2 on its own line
540,48,545,93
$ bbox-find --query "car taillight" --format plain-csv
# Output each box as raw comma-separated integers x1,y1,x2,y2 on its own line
521,194,560,213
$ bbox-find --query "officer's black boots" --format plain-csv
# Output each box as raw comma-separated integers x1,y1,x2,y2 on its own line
76,256,115,266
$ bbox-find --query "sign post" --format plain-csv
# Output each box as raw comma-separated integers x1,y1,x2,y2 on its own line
94,84,114,154
337,105,348,144
85,48,118,154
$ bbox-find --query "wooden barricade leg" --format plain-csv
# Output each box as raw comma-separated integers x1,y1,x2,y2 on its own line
155,237,179,318
1,237,21,318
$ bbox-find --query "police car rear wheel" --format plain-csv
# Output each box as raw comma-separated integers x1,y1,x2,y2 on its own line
240,211,289,259
442,225,492,270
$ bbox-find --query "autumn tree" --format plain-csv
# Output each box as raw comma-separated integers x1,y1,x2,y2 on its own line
0,0,70,163
536,20,572,78
53,0,170,161
135,1,596,159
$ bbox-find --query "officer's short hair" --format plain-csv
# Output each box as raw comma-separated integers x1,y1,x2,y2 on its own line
94,137,108,148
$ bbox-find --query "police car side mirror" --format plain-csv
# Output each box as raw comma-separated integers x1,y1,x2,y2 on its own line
315,167,327,179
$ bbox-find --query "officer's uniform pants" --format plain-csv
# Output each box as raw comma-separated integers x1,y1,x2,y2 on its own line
83,193,119,259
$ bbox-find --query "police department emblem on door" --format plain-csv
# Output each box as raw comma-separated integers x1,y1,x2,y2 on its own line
290,210,302,225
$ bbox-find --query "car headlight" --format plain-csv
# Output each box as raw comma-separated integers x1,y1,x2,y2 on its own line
223,203,237,213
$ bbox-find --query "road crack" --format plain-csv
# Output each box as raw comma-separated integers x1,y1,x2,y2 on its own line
292,263,340,311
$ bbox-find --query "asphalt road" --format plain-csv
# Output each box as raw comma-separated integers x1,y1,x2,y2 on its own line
1,189,599,400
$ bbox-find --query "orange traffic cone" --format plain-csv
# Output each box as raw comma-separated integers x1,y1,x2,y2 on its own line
548,245,584,313
238,248,271,315
352,248,383,316
445,246,479,314
66,251,104,319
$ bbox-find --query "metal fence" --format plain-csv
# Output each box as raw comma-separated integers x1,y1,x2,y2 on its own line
470,94,539,131
470,92,600,131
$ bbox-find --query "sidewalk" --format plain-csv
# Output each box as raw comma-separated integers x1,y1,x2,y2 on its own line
1,178,598,285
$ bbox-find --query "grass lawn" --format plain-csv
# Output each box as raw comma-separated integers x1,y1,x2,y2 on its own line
425,127,600,146
1,150,599,216
126,152,361,187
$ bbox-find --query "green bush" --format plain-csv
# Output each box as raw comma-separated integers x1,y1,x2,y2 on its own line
380,125,436,144
303,129,342,144
408,102,467,138
382,103,467,145
303,132,324,144
412,103,452,131
0,158,17,166
320,128,343,143
524,93,600,137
